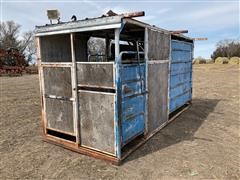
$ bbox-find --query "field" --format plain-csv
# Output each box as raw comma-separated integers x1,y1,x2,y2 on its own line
0,64,239,179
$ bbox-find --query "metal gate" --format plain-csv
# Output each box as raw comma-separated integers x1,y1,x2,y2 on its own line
119,53,146,146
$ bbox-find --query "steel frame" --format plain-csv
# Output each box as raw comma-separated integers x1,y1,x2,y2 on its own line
36,17,193,164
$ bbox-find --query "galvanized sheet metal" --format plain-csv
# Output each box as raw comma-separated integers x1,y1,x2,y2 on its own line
40,34,71,62
45,98,74,133
43,67,72,97
148,29,170,60
75,34,89,62
147,62,169,133
35,16,122,36
77,63,115,88
79,91,115,155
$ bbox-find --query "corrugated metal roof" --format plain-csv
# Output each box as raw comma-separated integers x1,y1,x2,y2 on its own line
35,14,193,41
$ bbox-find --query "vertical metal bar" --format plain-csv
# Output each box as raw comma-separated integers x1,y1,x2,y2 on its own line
115,29,120,63
167,33,172,117
36,37,47,134
190,42,194,101
105,35,109,62
144,27,149,135
136,41,140,61
70,33,80,145
136,40,143,93
114,28,121,158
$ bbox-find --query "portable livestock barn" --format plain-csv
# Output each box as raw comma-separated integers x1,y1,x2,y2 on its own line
35,11,194,164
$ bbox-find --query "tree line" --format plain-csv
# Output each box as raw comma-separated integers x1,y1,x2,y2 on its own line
0,21,36,65
0,20,239,65
211,39,240,60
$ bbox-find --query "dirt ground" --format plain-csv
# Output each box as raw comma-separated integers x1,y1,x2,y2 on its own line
0,64,239,179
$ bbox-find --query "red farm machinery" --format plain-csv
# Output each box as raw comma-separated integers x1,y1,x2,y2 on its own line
0,48,26,76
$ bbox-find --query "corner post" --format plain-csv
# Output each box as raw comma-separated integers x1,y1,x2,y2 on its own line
114,28,121,158
70,33,80,145
36,37,47,135
144,27,149,135
167,32,172,117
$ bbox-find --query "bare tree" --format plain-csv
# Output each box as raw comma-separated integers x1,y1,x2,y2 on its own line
21,31,36,64
0,21,21,49
0,21,36,65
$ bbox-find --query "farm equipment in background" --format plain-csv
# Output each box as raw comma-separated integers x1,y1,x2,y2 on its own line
25,66,38,74
0,48,27,76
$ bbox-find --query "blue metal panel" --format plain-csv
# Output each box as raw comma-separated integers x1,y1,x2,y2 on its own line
170,40,193,113
122,81,143,98
169,92,191,111
171,51,191,63
121,64,145,82
121,114,145,145
171,62,192,75
120,64,145,146
172,41,192,51
170,82,191,98
170,72,191,87
122,95,145,120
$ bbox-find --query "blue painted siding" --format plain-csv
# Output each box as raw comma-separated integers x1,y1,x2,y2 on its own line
120,64,145,146
121,114,145,145
170,40,193,113
122,95,145,120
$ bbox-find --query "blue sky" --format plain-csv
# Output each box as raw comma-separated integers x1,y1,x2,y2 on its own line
1,0,239,58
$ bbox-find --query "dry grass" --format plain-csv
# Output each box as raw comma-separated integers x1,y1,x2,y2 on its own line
215,57,229,64
0,65,239,179
193,58,206,64
229,57,240,64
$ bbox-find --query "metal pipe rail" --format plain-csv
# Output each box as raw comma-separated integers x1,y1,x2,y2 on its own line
119,51,144,63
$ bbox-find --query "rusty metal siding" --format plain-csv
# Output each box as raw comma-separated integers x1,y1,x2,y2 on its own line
169,40,193,113
148,29,170,60
76,63,114,88
79,91,115,155
147,61,169,133
40,34,71,62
